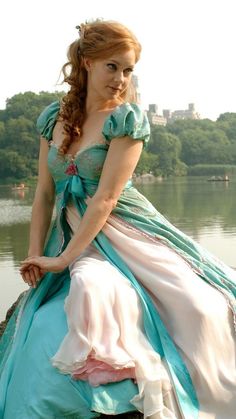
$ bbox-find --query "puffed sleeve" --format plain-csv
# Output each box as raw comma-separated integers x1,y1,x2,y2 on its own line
102,103,150,148
36,101,60,141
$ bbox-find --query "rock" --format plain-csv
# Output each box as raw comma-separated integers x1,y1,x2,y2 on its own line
0,291,27,338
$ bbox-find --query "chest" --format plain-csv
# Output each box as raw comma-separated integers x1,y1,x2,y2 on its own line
48,142,109,183
52,113,110,156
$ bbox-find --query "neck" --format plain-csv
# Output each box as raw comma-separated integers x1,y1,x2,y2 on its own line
85,91,122,114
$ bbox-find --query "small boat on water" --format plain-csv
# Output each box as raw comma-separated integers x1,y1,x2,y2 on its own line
12,183,29,190
207,175,229,182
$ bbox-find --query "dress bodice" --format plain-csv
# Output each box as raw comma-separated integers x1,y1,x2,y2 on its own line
37,100,150,199
48,142,109,183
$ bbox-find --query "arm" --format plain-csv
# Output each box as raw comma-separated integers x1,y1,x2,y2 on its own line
21,136,143,273
61,136,143,264
21,138,55,286
28,138,55,256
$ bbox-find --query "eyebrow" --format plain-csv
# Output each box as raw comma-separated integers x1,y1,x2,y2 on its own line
109,59,134,68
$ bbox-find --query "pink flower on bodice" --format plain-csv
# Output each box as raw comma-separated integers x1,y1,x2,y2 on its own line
65,162,78,176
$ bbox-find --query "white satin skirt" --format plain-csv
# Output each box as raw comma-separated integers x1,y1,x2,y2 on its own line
51,204,236,419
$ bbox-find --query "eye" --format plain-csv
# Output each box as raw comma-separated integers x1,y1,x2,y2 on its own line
107,63,117,71
124,68,134,75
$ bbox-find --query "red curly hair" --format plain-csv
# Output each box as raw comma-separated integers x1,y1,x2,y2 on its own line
59,19,142,155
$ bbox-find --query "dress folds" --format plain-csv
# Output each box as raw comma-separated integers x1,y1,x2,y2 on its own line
0,101,235,419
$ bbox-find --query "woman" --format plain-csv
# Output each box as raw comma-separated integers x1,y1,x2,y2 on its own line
0,19,235,419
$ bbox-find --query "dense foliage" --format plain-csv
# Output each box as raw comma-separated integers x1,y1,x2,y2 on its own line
0,91,236,181
136,113,236,177
0,91,64,181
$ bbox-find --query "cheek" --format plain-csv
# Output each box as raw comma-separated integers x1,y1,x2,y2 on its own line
98,71,110,84
124,76,132,88
91,71,105,88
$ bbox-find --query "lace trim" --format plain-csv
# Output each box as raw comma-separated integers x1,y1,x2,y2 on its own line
48,140,109,161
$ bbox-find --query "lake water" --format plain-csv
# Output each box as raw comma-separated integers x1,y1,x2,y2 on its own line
0,176,235,321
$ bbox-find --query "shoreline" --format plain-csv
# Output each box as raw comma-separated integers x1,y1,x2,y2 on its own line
132,173,163,184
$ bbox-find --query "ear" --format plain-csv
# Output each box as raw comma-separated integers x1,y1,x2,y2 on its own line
83,57,93,71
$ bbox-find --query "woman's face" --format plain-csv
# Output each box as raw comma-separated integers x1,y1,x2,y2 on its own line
85,49,136,102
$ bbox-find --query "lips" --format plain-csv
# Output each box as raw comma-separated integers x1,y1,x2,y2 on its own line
108,86,121,92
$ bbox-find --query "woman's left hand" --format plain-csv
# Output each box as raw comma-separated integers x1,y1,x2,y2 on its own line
20,255,68,275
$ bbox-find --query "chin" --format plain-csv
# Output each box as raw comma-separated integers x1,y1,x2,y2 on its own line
106,87,121,97
102,90,122,104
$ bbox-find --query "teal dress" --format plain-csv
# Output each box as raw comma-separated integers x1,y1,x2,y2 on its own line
0,101,235,419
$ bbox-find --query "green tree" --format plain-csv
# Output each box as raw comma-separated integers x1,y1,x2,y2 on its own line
149,128,184,176
179,128,231,165
0,121,5,144
0,91,65,181
0,150,31,179
135,150,160,175
5,91,64,121
217,113,236,143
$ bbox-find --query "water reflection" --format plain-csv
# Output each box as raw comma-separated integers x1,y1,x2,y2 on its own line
0,187,32,320
137,177,236,234
11,188,28,200
0,223,30,265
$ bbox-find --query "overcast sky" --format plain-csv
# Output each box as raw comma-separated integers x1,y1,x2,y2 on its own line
1,0,235,120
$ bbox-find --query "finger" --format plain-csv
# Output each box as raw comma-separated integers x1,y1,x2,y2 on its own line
28,268,38,287
20,263,30,275
39,268,46,277
20,269,39,288
23,270,33,287
32,265,40,276
23,270,30,282
21,259,35,267
22,267,39,288
20,263,35,273
32,266,43,285
21,262,41,273
20,257,33,265
20,265,44,286
20,262,34,271
20,270,28,282
21,256,39,265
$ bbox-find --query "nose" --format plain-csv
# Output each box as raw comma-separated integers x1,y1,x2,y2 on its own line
114,71,124,84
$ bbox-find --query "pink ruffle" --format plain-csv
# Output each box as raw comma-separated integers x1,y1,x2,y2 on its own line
72,352,136,386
